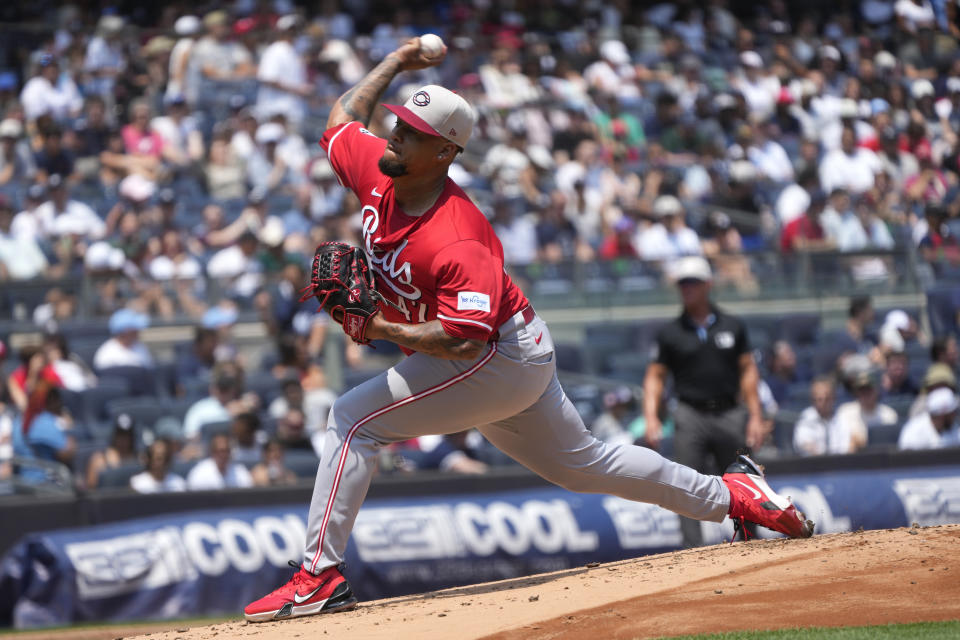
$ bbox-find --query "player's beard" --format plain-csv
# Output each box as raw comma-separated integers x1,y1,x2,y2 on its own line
378,156,408,177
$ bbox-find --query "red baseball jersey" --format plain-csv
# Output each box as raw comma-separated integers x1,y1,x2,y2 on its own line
319,121,528,342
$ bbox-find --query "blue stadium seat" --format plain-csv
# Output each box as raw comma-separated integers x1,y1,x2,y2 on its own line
564,383,603,426
81,379,133,425
343,368,382,392
245,371,284,405
868,423,902,447
97,462,144,489
201,419,233,444
97,367,157,397
105,397,167,430
605,351,649,384
773,412,798,454
777,314,821,347
554,343,584,373
284,449,321,478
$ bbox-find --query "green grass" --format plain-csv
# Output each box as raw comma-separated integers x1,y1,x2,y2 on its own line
652,621,960,640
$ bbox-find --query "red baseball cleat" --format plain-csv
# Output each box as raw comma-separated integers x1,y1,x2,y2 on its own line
722,454,815,540
244,561,357,623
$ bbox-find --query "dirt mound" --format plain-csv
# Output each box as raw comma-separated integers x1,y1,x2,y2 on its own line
24,525,960,640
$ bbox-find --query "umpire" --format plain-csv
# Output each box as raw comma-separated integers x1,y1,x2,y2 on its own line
643,256,765,547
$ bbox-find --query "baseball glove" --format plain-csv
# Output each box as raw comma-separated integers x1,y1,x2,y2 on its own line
300,242,385,345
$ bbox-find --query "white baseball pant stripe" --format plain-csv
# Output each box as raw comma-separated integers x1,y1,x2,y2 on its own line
303,310,731,572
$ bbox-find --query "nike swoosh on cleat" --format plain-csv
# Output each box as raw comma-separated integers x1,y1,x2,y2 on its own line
732,479,763,501
535,332,543,344
293,577,332,604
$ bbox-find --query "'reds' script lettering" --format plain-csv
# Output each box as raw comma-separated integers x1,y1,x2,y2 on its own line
360,187,422,301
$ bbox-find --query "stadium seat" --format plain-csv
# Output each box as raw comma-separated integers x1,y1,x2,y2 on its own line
343,368,382,392
69,338,104,370
772,411,799,454
172,459,199,478
245,372,284,404
867,423,902,447
284,449,321,478
554,343,584,373
97,462,144,489
777,314,821,347
585,324,635,376
97,367,157,397
201,420,233,444
105,397,167,431
605,351,649,384
81,379,133,425
564,383,603,426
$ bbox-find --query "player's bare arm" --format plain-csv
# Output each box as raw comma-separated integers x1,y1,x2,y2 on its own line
642,362,668,447
327,38,447,129
365,315,486,361
738,352,766,448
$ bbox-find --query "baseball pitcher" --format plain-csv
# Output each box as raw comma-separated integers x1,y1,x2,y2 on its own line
244,37,814,623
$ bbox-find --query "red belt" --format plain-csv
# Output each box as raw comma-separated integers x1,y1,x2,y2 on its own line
521,304,535,324
489,305,535,343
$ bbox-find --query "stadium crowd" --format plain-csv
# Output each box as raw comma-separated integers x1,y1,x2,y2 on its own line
0,0,959,492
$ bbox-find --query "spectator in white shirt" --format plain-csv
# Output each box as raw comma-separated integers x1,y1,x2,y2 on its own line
899,388,960,449
83,16,126,98
0,197,49,281
92,308,154,371
11,184,50,240
819,126,882,194
19,54,82,124
793,378,845,456
835,371,899,452
0,118,36,185
206,230,264,300
130,440,187,494
636,195,701,260
147,229,203,282
187,432,254,490
247,123,304,196
745,122,794,183
166,15,201,104
583,40,641,102
256,15,310,126
188,11,255,89
151,94,204,168
894,0,936,33
833,196,895,252
732,51,780,121
38,174,105,240
480,127,533,201
182,360,259,443
491,198,538,266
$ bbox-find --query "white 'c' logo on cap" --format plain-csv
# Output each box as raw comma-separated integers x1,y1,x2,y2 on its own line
412,91,430,106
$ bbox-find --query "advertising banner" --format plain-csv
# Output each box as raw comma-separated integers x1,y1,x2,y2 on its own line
3,465,959,628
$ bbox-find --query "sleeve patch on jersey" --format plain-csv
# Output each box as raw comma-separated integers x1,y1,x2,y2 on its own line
457,291,491,313
358,127,376,137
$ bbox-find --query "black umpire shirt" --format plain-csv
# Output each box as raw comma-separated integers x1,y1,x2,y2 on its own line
653,305,750,406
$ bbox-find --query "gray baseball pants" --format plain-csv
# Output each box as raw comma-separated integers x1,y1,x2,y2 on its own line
302,309,731,573
673,402,749,548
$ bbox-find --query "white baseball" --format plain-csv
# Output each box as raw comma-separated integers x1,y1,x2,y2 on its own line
419,33,445,59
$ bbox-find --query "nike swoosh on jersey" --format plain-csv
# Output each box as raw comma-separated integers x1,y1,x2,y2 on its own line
732,478,763,501
535,332,543,345
371,187,382,198
293,576,332,604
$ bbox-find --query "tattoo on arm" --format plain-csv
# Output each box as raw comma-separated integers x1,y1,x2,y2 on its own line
329,57,403,128
378,320,487,360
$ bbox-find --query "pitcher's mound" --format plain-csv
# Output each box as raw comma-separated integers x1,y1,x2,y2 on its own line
129,525,960,640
